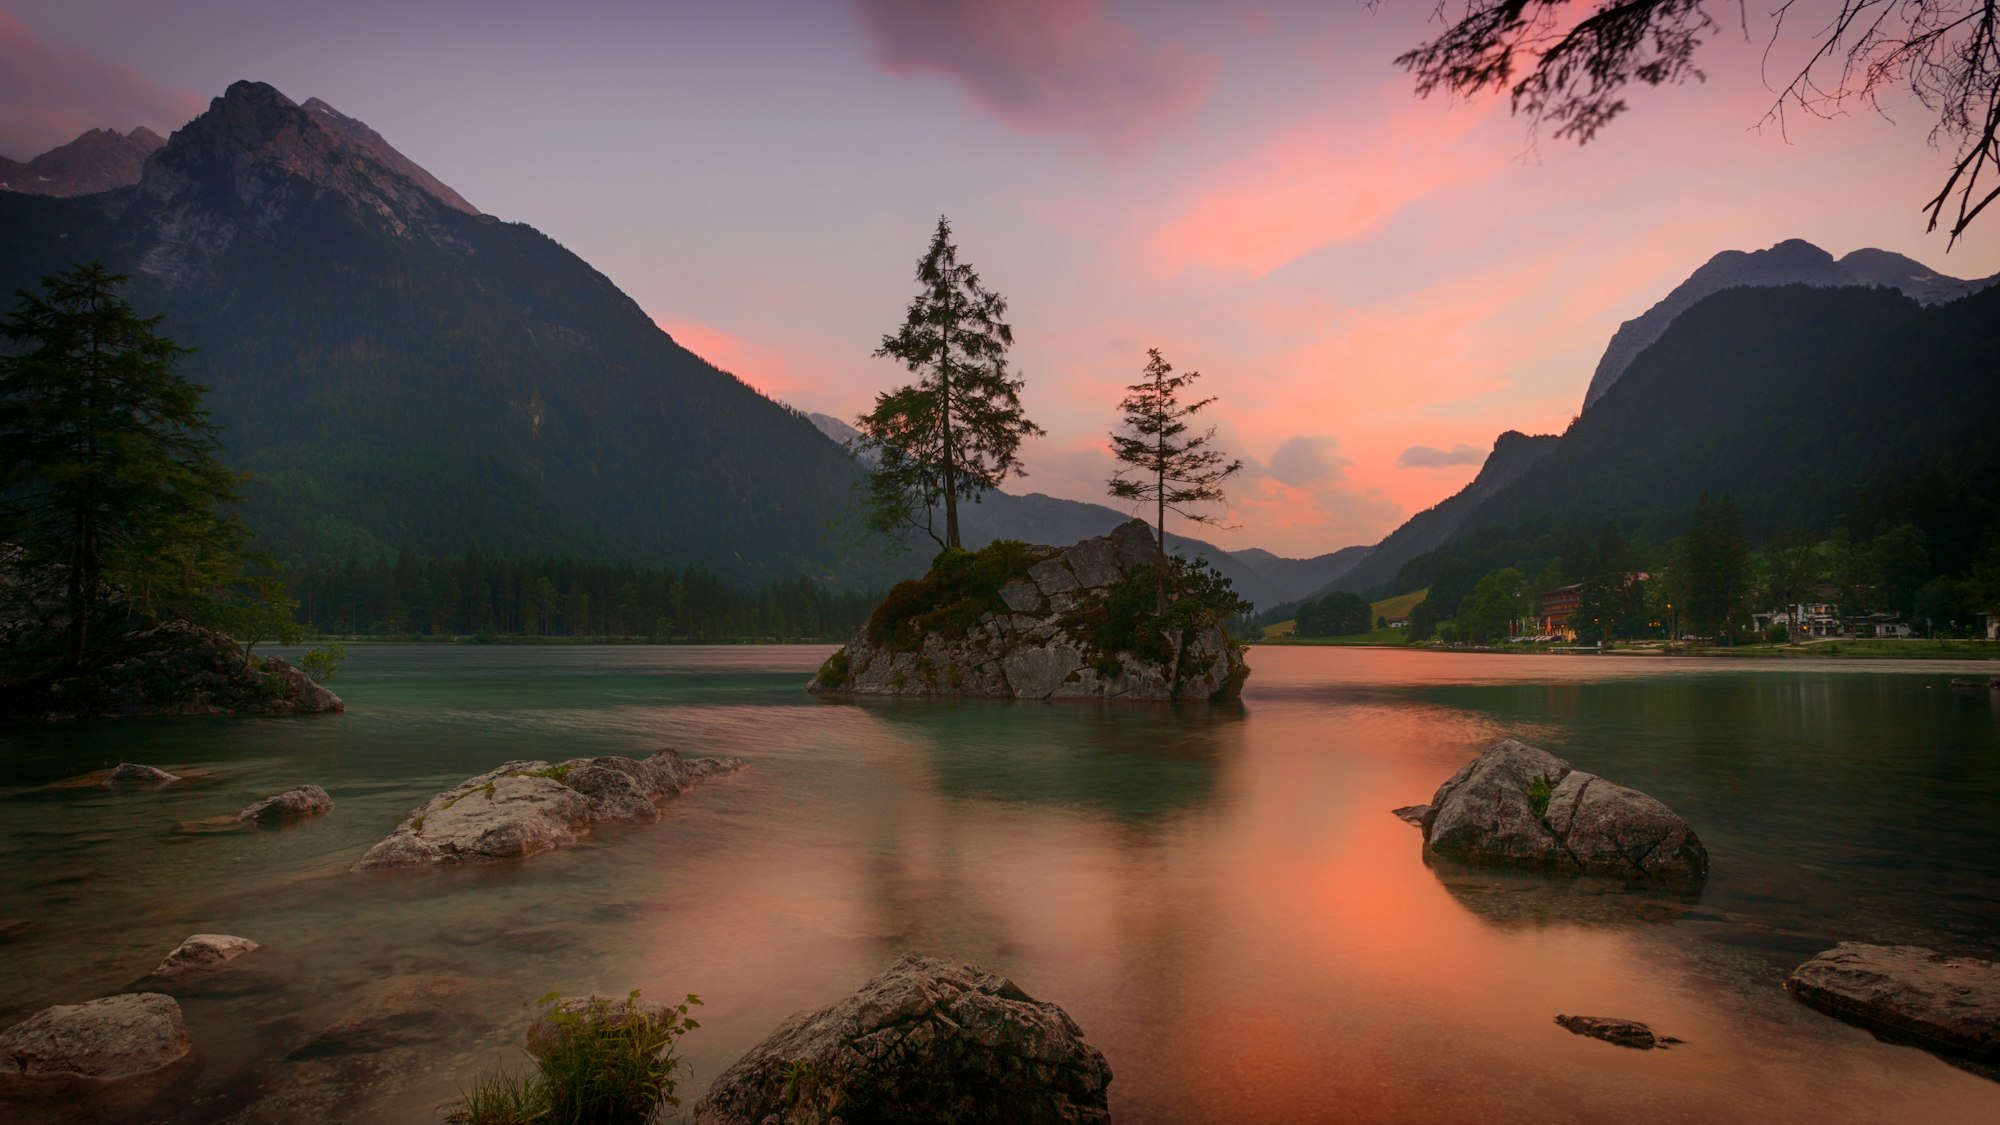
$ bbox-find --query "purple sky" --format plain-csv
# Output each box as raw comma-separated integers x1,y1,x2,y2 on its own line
6,0,1997,556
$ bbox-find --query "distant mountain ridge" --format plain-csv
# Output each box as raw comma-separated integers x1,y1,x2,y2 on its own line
0,126,164,197
1582,239,2000,409
804,413,1368,606
1291,429,1558,603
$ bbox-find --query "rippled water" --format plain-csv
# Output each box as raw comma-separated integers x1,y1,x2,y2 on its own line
2,645,1998,1123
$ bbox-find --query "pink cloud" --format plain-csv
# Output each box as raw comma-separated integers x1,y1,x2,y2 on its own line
850,0,1219,152
0,11,206,158
1150,92,1507,280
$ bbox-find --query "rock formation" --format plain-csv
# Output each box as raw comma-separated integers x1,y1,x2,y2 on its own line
1554,1014,1681,1049
352,749,741,870
0,993,192,1080
151,934,260,978
8,621,342,719
694,955,1111,1124
1401,739,1708,889
237,785,334,826
105,763,180,786
809,520,1248,702
1786,943,1999,1069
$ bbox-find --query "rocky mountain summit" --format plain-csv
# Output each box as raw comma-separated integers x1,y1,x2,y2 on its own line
809,520,1250,702
0,126,164,197
1583,238,2000,409
133,80,482,282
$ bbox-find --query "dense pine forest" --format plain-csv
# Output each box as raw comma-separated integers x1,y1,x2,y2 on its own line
284,548,878,641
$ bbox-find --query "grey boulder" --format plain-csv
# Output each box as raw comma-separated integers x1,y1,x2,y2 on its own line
1786,943,2000,1068
353,748,742,870
237,784,333,826
152,933,260,977
694,955,1111,1124
0,993,191,1079
1414,739,1707,888
105,763,179,786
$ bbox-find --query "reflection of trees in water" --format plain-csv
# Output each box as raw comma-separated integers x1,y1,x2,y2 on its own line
856,698,1248,822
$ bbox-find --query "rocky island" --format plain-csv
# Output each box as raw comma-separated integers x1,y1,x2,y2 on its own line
809,520,1249,702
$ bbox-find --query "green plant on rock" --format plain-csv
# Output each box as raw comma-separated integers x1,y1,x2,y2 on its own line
1062,555,1252,672
1527,774,1554,819
300,641,348,683
445,1069,542,1125
866,538,1043,653
446,990,700,1125
815,649,850,688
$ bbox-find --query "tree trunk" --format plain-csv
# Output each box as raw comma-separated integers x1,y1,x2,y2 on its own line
939,290,960,550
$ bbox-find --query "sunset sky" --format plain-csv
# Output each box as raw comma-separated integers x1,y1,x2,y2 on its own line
6,0,1998,558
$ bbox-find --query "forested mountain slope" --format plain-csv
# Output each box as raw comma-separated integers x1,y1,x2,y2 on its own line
1469,284,1996,540
0,81,879,585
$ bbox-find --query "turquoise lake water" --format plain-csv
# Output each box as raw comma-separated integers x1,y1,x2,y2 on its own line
2,644,1997,1122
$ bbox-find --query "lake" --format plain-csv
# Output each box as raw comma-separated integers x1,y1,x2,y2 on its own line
2,645,1998,1123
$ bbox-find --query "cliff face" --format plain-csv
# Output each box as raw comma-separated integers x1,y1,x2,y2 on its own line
810,521,1249,703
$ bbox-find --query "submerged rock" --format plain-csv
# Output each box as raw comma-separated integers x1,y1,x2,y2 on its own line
0,993,191,1079
237,784,334,826
810,519,1248,702
1411,739,1708,888
285,974,494,1060
1554,1014,1681,1049
352,748,742,870
694,955,1111,1125
1786,943,2000,1069
152,934,260,977
105,763,180,786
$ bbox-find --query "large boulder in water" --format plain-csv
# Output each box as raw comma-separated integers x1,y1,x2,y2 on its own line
809,520,1248,702
1406,739,1708,889
352,748,742,870
0,993,191,1079
1786,943,2000,1069
694,955,1111,1124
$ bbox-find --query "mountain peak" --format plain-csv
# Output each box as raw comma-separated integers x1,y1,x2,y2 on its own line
0,122,167,197
1582,238,2000,410
142,79,477,229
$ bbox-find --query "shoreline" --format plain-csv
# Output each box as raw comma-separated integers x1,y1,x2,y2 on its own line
1248,638,2000,661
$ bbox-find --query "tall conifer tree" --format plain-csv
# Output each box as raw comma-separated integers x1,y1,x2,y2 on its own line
1108,348,1243,557
859,216,1042,550
0,262,289,667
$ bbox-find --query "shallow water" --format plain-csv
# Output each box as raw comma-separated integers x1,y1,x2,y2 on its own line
2,645,1998,1123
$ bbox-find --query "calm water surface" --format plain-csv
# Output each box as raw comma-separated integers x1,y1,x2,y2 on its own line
2,645,1998,1123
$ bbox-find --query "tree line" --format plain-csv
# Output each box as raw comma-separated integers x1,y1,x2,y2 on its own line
285,547,876,641
1397,489,2000,645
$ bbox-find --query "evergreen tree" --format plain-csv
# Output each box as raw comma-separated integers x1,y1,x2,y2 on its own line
1685,492,1748,637
1108,348,1243,558
859,216,1042,550
0,262,291,668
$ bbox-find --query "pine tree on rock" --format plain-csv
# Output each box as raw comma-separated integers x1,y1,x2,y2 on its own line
0,262,292,670
859,216,1042,551
1107,348,1243,604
